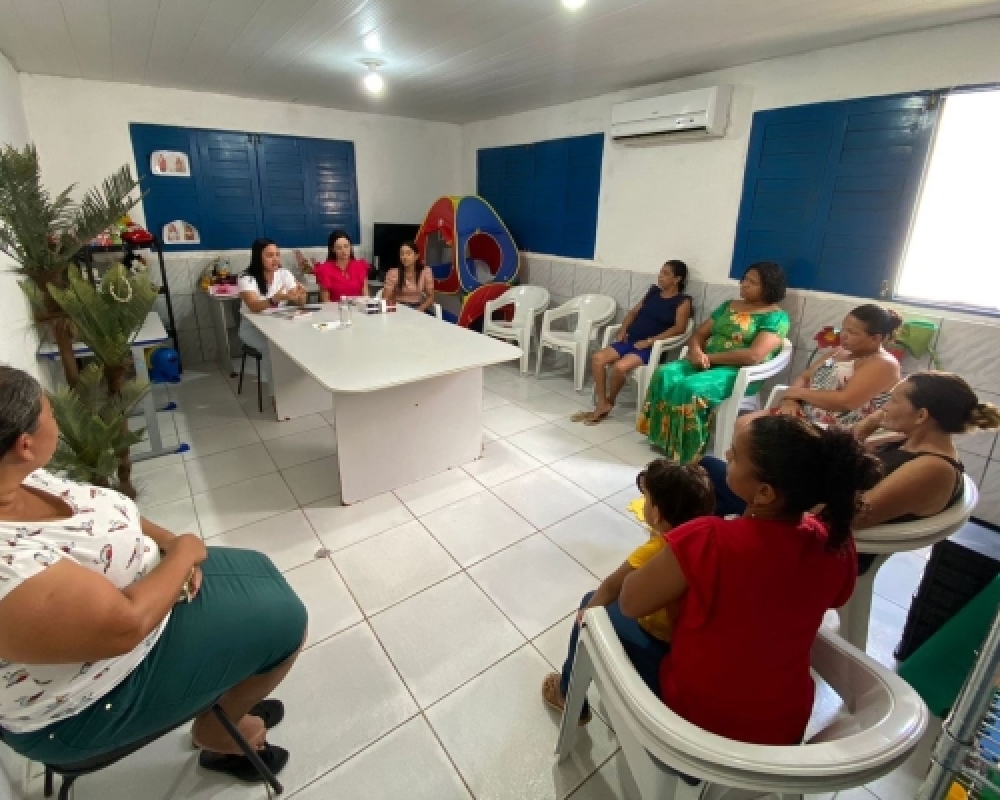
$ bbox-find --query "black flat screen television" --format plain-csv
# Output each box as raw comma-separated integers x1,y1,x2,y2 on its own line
372,223,420,279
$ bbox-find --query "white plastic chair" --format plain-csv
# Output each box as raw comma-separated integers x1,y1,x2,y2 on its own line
483,286,550,372
374,288,443,320
556,607,928,800
840,474,978,653
707,338,794,458
600,320,695,423
535,294,617,391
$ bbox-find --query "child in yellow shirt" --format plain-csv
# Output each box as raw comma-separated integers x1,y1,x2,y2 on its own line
542,459,715,724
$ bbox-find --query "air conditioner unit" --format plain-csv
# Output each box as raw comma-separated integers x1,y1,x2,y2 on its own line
610,85,733,145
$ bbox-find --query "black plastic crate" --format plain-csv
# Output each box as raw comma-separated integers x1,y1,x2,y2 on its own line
895,521,1000,661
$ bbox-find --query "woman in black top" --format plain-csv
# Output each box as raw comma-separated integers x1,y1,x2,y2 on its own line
701,372,1000,526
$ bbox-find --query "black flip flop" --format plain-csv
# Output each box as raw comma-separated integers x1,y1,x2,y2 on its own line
249,698,284,730
199,743,289,783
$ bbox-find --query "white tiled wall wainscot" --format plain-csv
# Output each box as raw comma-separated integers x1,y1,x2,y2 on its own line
520,253,1000,527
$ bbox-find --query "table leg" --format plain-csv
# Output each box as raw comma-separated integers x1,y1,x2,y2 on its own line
335,368,483,504
214,299,235,376
131,346,178,463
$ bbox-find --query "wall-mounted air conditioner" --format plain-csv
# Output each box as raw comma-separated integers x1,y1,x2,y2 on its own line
610,85,733,145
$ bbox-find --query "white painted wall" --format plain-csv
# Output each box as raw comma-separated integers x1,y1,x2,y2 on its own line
0,50,40,383
462,18,1000,283
19,75,463,250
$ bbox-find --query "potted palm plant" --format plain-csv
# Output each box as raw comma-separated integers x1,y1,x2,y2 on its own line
0,143,155,497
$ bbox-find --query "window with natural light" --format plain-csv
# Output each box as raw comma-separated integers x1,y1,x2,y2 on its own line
896,89,1000,310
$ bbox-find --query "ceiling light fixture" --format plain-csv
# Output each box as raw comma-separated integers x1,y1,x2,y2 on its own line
363,31,381,53
562,0,586,10
361,59,385,94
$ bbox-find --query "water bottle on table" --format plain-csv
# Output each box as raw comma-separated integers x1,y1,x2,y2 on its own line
339,297,353,327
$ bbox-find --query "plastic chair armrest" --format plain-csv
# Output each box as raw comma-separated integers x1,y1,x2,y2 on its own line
603,324,622,349
540,303,578,335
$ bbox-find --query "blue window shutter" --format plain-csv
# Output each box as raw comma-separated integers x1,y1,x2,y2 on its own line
731,93,938,297
730,105,840,286
476,133,604,258
194,130,264,249
303,138,360,246
129,123,204,251
257,134,310,245
810,95,938,297
563,134,604,259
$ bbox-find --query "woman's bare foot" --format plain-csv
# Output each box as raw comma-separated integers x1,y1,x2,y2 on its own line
192,713,267,754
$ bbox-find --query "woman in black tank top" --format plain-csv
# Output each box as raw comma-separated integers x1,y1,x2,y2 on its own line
852,372,999,528
699,372,999,528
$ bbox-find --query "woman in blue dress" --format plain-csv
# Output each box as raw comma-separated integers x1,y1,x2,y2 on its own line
575,260,693,425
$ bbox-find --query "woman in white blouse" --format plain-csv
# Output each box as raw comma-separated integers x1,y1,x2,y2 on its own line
0,367,306,784
237,238,307,403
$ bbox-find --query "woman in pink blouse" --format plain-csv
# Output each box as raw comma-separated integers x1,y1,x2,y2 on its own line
314,229,369,302
383,241,436,313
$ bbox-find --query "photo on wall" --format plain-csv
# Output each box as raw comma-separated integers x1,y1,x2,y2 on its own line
151,150,191,177
163,220,200,245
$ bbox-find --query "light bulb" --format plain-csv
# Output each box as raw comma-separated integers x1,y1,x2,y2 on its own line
363,31,381,53
364,70,384,94
562,0,586,9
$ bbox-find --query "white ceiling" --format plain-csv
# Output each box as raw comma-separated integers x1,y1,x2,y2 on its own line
1,0,999,123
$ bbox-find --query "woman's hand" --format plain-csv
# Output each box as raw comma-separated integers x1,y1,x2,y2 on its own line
688,346,710,370
616,328,629,343
777,397,804,416
782,386,804,400
635,338,652,350
162,533,207,566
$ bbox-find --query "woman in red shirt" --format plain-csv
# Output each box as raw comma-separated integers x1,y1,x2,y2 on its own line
314,229,370,302
618,415,879,745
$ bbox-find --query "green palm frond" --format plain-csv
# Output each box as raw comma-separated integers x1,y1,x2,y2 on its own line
47,264,158,368
0,145,142,283
67,165,142,254
47,363,148,489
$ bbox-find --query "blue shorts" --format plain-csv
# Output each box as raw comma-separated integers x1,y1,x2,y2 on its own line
609,340,651,365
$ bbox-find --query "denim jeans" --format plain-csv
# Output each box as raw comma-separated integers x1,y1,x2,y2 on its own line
560,591,670,711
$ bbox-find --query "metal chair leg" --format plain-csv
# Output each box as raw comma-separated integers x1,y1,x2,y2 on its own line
44,766,53,797
210,704,283,795
256,358,263,413
57,775,76,800
238,352,247,395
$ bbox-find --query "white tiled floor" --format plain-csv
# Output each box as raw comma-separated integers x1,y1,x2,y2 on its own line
52,363,940,800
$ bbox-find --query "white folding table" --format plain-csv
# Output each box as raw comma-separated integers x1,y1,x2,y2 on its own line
247,304,521,503
37,311,188,463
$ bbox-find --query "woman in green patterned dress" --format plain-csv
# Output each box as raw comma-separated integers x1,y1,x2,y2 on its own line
638,262,790,463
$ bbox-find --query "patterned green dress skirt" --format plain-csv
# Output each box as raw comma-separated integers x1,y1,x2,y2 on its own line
638,302,790,463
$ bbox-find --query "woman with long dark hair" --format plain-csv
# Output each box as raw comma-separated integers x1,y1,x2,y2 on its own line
237,238,306,402
383,241,435,313
314,229,369,302
619,415,878,745
575,259,692,425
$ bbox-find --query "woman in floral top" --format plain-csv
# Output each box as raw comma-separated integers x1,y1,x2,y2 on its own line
0,367,307,785
638,262,790,463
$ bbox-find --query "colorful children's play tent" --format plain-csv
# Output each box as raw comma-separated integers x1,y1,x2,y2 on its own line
415,196,519,327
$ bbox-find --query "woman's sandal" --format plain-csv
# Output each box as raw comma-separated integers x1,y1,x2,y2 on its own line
198,743,290,783
541,672,592,725
582,410,611,426
570,410,591,423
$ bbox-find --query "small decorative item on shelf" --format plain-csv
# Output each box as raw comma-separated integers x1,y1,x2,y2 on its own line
807,326,841,366
200,257,237,293
895,318,942,368
294,249,316,275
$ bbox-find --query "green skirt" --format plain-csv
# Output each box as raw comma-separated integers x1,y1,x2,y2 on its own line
4,547,307,764
637,360,740,463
